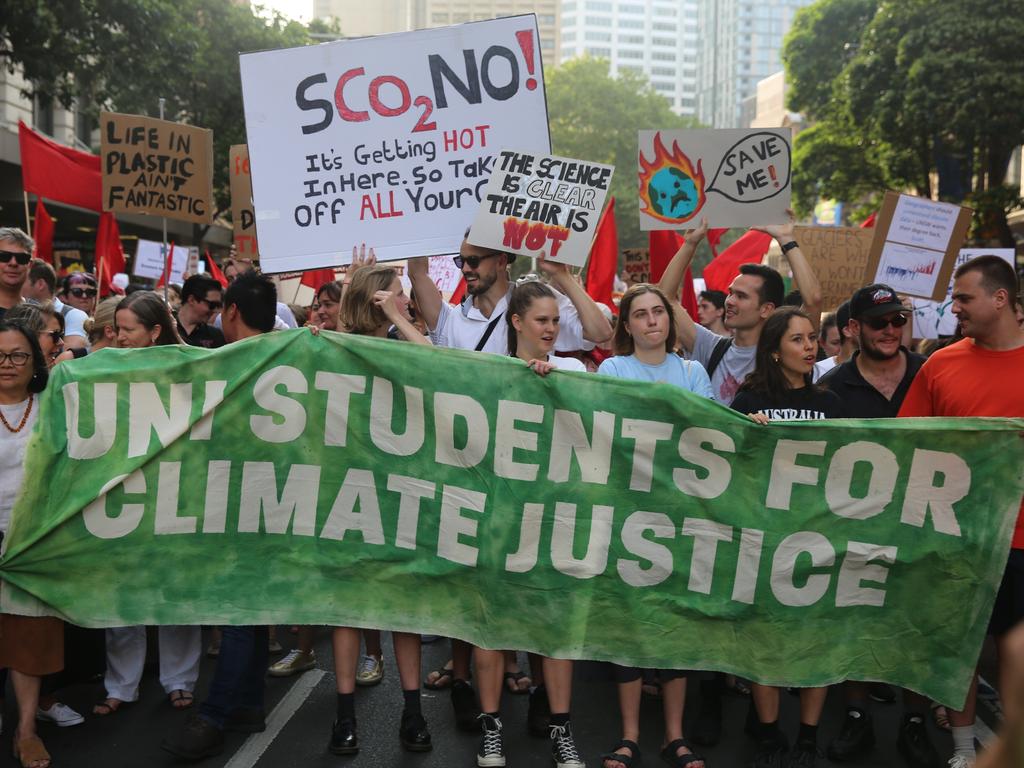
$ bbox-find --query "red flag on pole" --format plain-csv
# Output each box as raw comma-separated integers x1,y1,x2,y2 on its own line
707,227,728,259
860,212,877,228
648,230,699,321
95,213,126,297
448,277,467,305
156,242,175,289
18,121,102,211
701,230,773,293
32,199,55,265
585,198,618,311
300,268,337,291
205,250,229,288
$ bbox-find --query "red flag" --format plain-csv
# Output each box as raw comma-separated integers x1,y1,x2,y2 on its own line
860,212,877,228
449,277,467,305
156,242,175,289
205,250,229,288
585,198,618,311
32,199,55,265
18,121,102,211
95,213,126,297
701,230,773,293
707,227,728,259
648,230,699,320
300,268,337,291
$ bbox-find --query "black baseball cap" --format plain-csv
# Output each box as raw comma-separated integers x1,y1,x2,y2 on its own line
850,284,907,319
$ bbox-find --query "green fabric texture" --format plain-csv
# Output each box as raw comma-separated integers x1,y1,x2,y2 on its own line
1,328,1022,708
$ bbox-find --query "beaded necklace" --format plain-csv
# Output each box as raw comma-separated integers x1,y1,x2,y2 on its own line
0,394,34,434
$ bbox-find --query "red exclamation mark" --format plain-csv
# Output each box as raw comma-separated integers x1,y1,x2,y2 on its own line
515,30,538,91
768,165,779,187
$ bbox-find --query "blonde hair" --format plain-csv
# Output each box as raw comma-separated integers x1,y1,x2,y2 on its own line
84,297,120,343
339,266,398,335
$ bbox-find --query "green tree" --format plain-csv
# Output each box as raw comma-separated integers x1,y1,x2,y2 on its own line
546,57,700,251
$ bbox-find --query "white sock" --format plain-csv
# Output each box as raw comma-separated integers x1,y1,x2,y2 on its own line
951,725,976,758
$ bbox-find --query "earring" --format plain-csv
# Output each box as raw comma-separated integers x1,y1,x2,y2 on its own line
772,355,780,363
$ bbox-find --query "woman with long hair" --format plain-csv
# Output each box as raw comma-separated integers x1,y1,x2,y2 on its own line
114,291,182,348
597,283,711,768
4,303,69,367
730,306,843,768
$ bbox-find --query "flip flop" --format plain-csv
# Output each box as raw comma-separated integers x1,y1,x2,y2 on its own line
13,734,50,768
424,665,455,690
504,670,531,695
169,690,194,709
92,698,128,716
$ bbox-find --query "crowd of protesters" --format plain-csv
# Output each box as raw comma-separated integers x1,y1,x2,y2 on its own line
0,217,1021,768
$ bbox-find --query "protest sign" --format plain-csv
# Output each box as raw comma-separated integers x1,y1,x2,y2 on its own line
863,192,973,301
229,144,259,259
428,254,464,297
623,248,650,285
467,149,613,267
3,331,1022,710
132,239,187,283
100,112,214,225
638,129,791,230
793,226,874,311
239,15,552,274
911,249,1016,338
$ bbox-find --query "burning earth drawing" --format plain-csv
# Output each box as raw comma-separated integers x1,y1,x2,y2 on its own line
638,132,706,224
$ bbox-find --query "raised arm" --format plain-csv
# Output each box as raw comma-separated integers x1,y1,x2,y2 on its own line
375,291,433,346
406,255,444,332
753,210,823,330
538,254,613,344
656,218,708,352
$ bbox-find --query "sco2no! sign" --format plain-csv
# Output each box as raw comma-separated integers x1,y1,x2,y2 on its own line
239,15,551,274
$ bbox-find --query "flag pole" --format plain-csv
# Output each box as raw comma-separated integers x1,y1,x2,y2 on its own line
159,97,169,303
23,192,31,232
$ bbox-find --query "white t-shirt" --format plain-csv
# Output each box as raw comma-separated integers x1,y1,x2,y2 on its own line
53,297,88,340
548,354,588,372
812,356,838,383
0,397,38,535
690,323,757,405
430,288,590,355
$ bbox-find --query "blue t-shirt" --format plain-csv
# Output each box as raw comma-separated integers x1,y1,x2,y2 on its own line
597,354,713,398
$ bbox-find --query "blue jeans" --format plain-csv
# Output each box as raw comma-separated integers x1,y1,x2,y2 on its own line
199,626,269,728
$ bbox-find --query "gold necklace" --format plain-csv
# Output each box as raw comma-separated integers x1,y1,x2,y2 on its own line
0,394,34,434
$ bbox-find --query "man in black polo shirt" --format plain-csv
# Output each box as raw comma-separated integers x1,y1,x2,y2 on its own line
819,284,937,767
176,275,225,348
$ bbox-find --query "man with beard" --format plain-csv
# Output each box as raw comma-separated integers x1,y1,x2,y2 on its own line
817,285,939,767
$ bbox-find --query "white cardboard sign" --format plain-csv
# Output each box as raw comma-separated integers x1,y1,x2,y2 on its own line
910,249,1015,338
133,239,187,284
239,15,551,274
467,149,613,267
638,129,791,230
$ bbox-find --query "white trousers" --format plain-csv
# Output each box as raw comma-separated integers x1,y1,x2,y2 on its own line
103,625,201,701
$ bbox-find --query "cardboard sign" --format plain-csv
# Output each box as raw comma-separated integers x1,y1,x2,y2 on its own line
467,149,613,267
638,129,791,230
863,192,973,301
428,254,464,297
239,15,552,274
100,112,214,224
133,239,187,283
229,145,259,259
623,248,650,286
910,249,1016,339
793,226,875,311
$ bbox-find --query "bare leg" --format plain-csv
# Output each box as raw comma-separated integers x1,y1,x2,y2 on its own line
393,632,421,691
475,647,505,713
543,658,572,713
799,687,829,725
12,670,41,741
948,673,978,727
332,627,360,695
751,683,780,723
662,677,703,764
604,679,642,768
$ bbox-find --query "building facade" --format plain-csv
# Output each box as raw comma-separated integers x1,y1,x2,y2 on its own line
559,0,699,117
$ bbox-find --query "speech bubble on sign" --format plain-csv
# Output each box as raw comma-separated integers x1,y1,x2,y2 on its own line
706,132,791,203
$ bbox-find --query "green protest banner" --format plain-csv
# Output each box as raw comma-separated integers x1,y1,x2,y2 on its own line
2,330,1022,708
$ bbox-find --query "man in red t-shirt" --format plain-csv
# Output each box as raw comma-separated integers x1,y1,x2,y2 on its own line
899,255,1024,767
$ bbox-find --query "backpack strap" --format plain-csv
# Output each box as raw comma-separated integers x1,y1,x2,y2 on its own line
705,337,733,379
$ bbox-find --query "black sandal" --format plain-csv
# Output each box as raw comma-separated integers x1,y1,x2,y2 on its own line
660,738,704,767
601,739,642,767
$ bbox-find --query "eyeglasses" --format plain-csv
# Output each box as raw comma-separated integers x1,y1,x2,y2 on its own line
201,298,223,310
69,287,98,298
863,314,909,331
0,351,31,366
453,254,497,270
45,330,64,344
0,250,31,266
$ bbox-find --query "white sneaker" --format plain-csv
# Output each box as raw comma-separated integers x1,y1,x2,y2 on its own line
36,702,85,727
948,755,975,768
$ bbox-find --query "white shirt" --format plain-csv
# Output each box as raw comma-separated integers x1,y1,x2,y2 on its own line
0,397,38,535
53,297,88,340
813,356,838,383
548,354,588,372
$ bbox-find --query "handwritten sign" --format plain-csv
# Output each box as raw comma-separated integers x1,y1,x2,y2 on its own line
229,145,259,259
100,112,214,225
623,248,650,285
863,192,973,301
793,226,874,311
239,15,551,274
638,129,791,230
910,249,1016,338
467,149,613,267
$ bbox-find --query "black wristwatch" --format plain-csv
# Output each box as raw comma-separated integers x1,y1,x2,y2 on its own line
780,240,799,254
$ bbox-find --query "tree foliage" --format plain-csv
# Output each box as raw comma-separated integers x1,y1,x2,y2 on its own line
546,57,700,249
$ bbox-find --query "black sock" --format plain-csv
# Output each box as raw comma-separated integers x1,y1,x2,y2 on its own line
550,712,569,728
798,722,818,746
336,692,355,722
484,711,500,720
402,689,421,717
757,720,782,744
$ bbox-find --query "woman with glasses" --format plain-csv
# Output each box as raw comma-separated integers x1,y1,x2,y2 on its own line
58,274,98,315
0,319,62,768
4,303,71,368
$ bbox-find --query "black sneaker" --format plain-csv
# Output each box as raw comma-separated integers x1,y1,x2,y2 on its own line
787,740,822,768
550,721,585,768
452,679,481,732
399,711,432,752
477,714,506,767
827,708,875,761
329,718,359,755
161,714,225,761
869,682,896,703
749,738,787,768
224,707,266,733
691,679,724,746
897,715,941,768
527,684,551,737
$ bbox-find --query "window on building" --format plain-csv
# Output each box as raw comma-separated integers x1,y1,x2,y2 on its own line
651,66,676,76
654,5,677,16
75,107,93,148
619,18,644,28
587,47,612,57
33,95,54,137
618,49,643,58
586,31,612,41
618,34,644,44
652,36,675,47
586,1,613,10
652,22,677,31
585,15,612,26
619,3,644,12
651,51,676,61
562,31,576,41
653,81,674,92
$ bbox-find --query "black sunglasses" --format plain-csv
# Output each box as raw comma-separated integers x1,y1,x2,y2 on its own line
69,287,98,298
0,250,31,266
453,254,497,270
201,298,223,310
863,313,909,331
46,330,64,343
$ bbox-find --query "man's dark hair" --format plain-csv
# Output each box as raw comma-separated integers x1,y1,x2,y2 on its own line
699,289,726,310
820,312,837,339
60,272,96,294
782,289,803,307
28,259,56,294
954,255,1018,299
181,274,222,305
738,263,785,308
224,272,277,333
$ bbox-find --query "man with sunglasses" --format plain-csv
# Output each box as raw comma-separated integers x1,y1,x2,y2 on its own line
0,227,33,322
817,284,939,767
176,275,225,348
